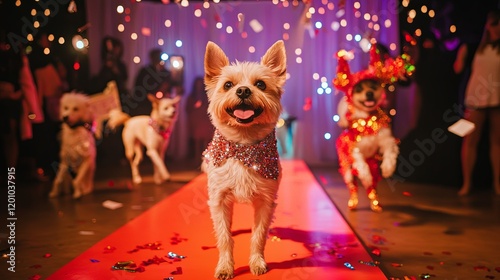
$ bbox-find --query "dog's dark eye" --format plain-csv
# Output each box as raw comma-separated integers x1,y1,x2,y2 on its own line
255,80,266,90
224,81,233,90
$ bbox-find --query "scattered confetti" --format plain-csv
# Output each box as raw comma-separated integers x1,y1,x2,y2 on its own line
371,234,386,245
29,275,42,280
402,191,412,196
201,245,216,250
170,233,188,245
391,263,403,267
43,253,52,258
128,242,162,253
164,277,174,280
142,255,166,266
418,273,435,279
90,259,100,263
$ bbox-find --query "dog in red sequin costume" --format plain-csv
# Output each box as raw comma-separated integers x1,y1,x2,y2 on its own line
333,46,413,212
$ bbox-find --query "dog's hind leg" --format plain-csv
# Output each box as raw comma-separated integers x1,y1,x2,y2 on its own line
125,139,142,184
146,148,170,184
249,196,277,276
72,160,92,199
208,194,235,279
49,163,68,198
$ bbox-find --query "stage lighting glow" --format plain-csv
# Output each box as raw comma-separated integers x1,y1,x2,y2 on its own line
161,53,169,61
170,56,183,69
324,133,331,140
117,5,124,14
333,115,340,122
315,21,322,29
175,40,182,47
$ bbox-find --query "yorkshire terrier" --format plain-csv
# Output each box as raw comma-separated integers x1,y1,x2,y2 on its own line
202,40,287,279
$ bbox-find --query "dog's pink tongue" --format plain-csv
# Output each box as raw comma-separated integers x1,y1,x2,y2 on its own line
364,101,375,107
233,109,255,120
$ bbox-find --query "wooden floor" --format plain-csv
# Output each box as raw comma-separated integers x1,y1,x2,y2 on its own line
47,160,386,279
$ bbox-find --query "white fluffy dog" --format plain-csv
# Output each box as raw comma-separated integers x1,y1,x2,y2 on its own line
202,40,287,279
50,93,96,199
107,94,180,185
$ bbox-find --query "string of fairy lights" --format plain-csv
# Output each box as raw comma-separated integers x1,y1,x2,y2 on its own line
10,0,448,142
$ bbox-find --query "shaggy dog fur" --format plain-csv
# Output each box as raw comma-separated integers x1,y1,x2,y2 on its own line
202,40,287,279
49,93,96,199
107,94,180,185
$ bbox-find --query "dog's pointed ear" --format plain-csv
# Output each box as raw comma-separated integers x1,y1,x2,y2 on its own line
261,40,287,87
147,93,158,104
171,95,181,104
204,41,229,85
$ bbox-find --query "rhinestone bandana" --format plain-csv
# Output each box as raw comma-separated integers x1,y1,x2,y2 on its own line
203,129,280,180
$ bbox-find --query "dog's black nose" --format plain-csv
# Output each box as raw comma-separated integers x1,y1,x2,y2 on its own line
236,86,251,99
366,91,374,100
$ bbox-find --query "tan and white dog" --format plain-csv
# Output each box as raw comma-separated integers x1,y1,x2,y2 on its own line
202,40,286,279
108,94,181,185
50,93,96,199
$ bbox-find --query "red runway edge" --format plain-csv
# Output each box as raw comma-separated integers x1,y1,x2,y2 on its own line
48,160,386,279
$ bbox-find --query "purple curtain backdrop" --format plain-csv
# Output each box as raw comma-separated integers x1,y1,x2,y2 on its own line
86,0,413,164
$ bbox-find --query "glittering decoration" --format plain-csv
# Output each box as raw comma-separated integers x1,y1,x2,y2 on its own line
359,260,380,266
336,107,391,183
203,129,280,180
149,118,171,139
344,262,355,270
167,251,186,260
112,260,145,273
418,273,435,279
333,45,415,100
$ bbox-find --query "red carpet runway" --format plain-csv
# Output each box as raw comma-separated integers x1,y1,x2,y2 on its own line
48,160,385,279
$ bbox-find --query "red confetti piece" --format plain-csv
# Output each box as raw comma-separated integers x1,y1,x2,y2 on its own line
439,261,445,265
29,275,42,280
30,264,42,269
474,265,490,271
402,191,412,196
142,255,166,266
171,266,183,275
371,235,387,245
201,245,216,250
371,247,381,257
107,180,115,187
43,253,51,258
104,246,116,253
391,263,403,267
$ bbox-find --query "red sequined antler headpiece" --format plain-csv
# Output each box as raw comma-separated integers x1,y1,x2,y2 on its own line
332,45,414,101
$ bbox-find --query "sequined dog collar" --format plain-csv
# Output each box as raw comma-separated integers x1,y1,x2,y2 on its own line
203,129,280,180
148,118,171,139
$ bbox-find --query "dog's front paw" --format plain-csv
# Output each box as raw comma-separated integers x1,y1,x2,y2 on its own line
48,191,59,198
214,265,234,280
381,159,396,178
72,190,82,199
132,175,142,185
249,255,268,276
